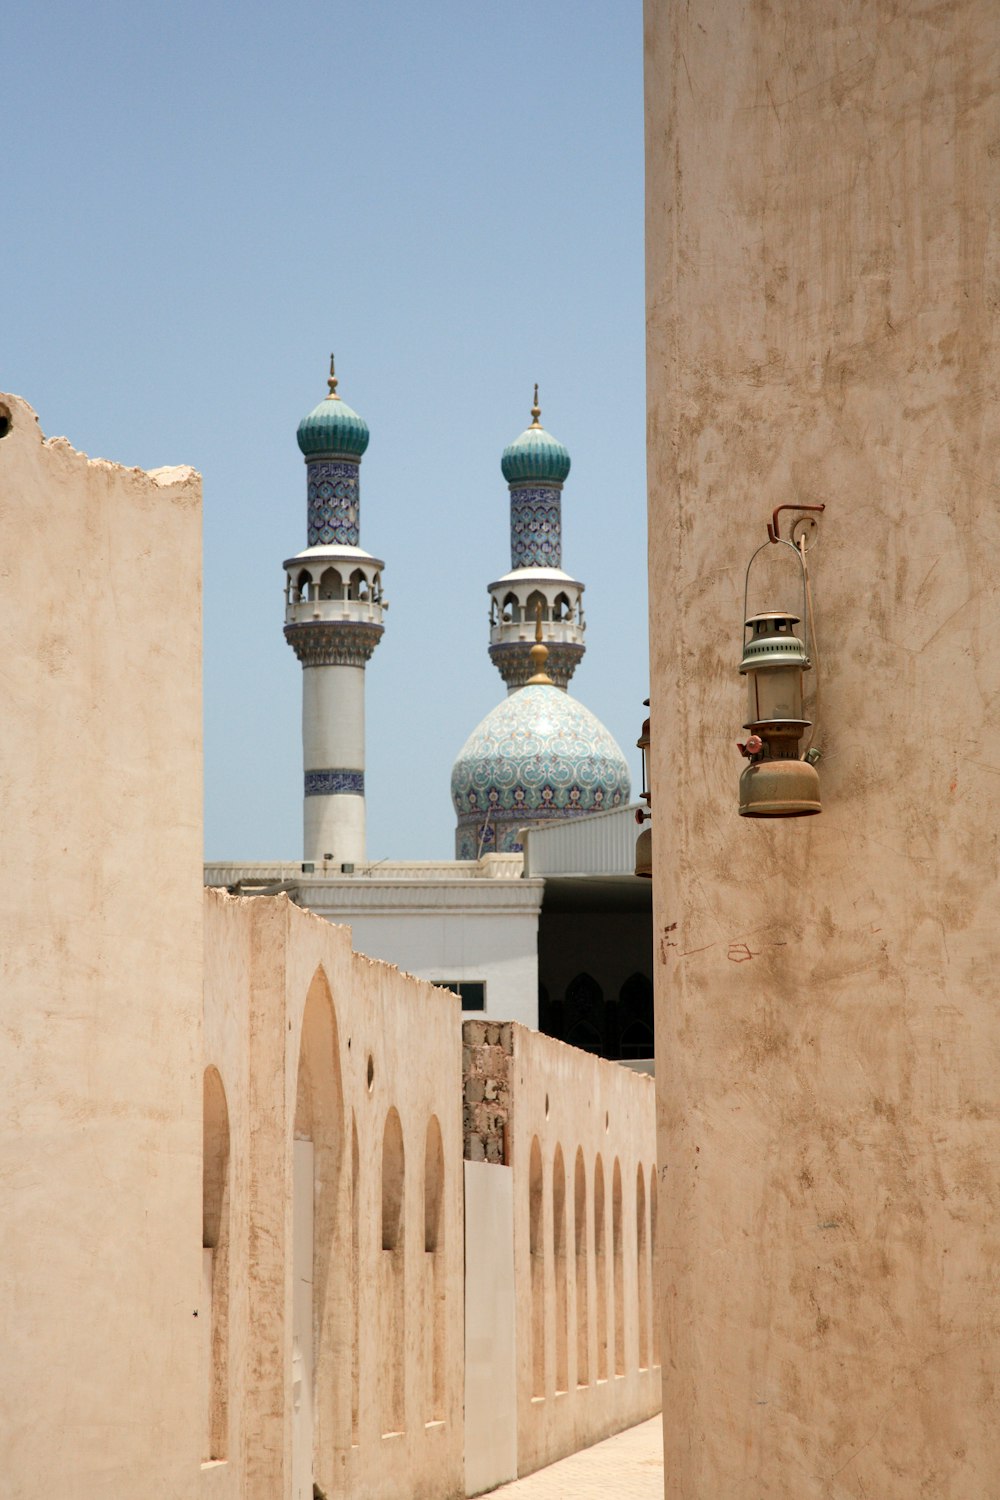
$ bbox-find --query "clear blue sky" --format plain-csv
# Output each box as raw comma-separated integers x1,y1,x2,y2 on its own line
3,0,648,861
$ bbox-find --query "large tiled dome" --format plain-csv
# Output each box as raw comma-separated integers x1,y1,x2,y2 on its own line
451,683,631,860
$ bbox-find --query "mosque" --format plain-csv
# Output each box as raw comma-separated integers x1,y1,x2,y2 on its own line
206,360,655,1064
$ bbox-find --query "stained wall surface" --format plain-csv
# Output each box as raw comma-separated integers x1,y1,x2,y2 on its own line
645,3,1000,1495
0,395,204,1498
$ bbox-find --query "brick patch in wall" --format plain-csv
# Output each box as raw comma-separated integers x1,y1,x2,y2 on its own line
462,1019,513,1165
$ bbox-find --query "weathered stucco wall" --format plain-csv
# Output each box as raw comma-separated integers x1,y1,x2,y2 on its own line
645,2,1000,1495
0,395,203,1498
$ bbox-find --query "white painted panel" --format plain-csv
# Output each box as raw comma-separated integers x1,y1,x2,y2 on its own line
292,1139,314,1500
464,1161,517,1495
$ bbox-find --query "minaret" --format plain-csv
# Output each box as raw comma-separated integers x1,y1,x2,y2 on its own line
283,357,385,866
488,387,585,691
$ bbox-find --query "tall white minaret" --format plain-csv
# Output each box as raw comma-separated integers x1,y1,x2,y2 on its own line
283,357,385,866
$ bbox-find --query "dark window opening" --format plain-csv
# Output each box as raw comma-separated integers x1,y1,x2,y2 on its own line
432,980,486,1011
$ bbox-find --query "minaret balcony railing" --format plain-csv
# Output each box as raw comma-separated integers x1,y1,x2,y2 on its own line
284,596,385,629
489,616,584,649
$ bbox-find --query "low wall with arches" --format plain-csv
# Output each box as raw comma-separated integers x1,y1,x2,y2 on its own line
508,1024,660,1477
203,889,465,1500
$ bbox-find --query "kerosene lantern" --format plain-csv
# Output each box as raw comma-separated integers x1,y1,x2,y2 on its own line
737,530,821,817
635,699,652,876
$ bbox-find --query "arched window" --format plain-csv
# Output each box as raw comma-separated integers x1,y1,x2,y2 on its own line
202,1067,230,1462
650,1170,661,1368
502,591,519,624
612,1158,624,1376
574,1148,589,1387
636,1164,649,1369
553,1145,568,1393
296,569,313,603
553,591,571,621
618,973,654,1059
318,567,342,600
294,967,345,1494
423,1116,445,1423
380,1107,406,1435
529,1136,545,1398
565,973,604,1056
594,1155,608,1381
526,589,548,625
351,1112,360,1446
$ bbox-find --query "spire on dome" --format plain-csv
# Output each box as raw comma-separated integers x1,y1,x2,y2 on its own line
327,353,340,400
530,383,542,428
526,604,553,685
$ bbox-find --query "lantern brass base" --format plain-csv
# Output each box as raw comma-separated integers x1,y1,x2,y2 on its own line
739,757,821,817
634,825,653,878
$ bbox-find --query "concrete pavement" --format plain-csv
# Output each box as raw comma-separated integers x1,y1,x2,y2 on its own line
483,1416,664,1498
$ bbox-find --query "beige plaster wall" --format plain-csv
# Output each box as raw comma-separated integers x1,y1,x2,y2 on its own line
509,1025,660,1477
205,891,465,1500
0,395,203,1498
645,3,1000,1494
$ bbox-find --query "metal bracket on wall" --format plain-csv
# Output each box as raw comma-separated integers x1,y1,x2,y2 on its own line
766,503,825,548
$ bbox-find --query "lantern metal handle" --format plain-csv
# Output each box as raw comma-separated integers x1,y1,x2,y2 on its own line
742,537,811,657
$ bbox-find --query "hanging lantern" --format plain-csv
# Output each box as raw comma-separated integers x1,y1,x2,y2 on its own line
635,699,652,876
737,536,821,818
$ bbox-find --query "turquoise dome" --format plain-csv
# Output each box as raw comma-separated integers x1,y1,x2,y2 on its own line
501,398,571,485
451,684,630,859
297,363,369,458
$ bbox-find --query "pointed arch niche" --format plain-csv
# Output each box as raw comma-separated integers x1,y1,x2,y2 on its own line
552,1145,568,1394
202,1066,230,1463
293,966,346,1494
380,1107,406,1436
574,1148,589,1388
529,1136,545,1398
423,1115,446,1424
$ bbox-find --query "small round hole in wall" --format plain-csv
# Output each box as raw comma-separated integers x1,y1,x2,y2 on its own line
0,405,11,440
545,1093,550,1119
366,1053,375,1091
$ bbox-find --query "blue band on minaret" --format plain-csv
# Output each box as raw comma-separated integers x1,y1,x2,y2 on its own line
305,769,365,797
307,460,361,547
510,485,562,569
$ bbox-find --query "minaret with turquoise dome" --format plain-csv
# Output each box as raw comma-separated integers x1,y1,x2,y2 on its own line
284,356,385,866
488,386,586,691
451,393,630,860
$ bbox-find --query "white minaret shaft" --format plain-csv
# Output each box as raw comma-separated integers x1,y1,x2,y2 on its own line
302,663,365,863
285,357,385,868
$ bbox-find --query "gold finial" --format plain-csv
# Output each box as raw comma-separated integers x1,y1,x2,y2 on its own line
529,382,542,428
326,353,340,400
526,601,553,685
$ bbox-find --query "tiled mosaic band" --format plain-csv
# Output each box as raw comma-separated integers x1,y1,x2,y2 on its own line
509,485,562,569
305,769,365,797
307,459,361,548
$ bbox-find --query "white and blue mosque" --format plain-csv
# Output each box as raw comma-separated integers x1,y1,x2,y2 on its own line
207,362,653,1063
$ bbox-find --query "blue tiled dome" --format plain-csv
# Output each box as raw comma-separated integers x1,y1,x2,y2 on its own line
297,362,370,459
451,684,630,858
501,396,571,484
